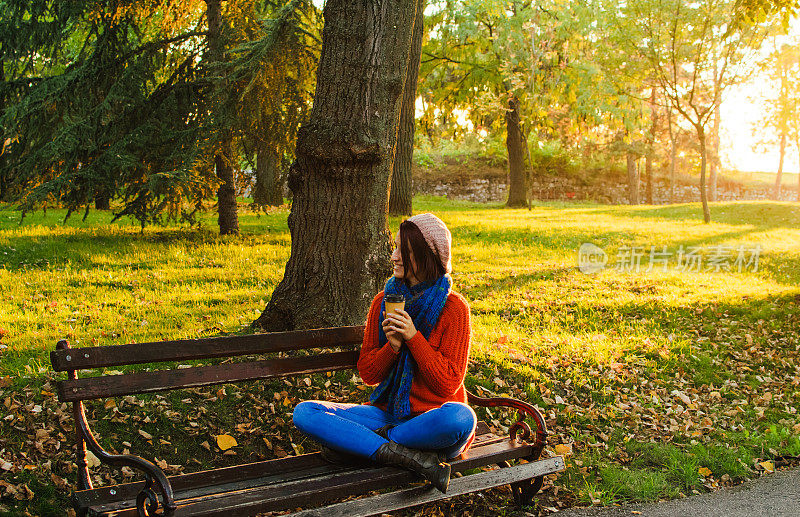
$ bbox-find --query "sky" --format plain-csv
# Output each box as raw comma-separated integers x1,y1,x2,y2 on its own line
720,83,796,174
716,20,799,174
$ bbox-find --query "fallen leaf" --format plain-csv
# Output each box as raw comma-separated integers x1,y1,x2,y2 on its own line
216,434,237,451
759,461,774,473
698,466,712,477
85,451,101,468
554,443,572,456
671,390,691,406
138,430,153,440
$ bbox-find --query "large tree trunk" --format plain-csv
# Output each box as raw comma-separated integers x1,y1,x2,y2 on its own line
389,0,425,217
253,145,283,207
697,125,711,223
206,0,240,235
627,150,639,205
775,132,786,199
505,94,527,207
645,88,656,205
253,0,416,332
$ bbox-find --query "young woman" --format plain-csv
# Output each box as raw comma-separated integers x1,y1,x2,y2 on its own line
292,213,477,494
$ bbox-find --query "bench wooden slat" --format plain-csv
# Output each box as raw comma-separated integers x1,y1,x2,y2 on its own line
50,326,365,371
96,435,537,516
57,350,360,402
287,456,566,517
77,421,495,510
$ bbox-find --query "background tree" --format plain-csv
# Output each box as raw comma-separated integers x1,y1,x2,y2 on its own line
205,0,240,235
584,0,658,206
1,1,222,227
420,0,586,207
224,0,320,209
389,0,426,217
752,40,800,200
621,0,771,222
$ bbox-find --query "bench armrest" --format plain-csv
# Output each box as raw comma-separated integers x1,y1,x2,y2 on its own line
57,340,176,516
466,389,548,459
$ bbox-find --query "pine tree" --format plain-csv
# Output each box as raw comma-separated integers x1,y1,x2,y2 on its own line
1,0,318,230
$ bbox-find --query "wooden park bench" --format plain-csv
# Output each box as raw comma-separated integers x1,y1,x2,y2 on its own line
51,326,565,516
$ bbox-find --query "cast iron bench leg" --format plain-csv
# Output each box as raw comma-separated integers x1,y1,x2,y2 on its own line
498,460,543,507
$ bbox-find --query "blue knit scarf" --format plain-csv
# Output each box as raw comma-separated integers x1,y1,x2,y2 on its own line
369,272,452,420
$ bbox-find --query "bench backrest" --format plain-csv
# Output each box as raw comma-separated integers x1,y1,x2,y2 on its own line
51,326,365,403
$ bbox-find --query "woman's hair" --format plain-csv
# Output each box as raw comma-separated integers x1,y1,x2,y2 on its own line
398,220,446,286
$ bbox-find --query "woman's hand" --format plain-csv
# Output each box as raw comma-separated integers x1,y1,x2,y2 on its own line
385,308,418,342
382,311,403,353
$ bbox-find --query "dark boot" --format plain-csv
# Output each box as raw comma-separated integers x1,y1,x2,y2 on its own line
371,441,451,493
320,445,364,466
374,425,447,463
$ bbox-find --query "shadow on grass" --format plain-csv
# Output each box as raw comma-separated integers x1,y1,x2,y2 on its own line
453,223,781,267
0,223,290,272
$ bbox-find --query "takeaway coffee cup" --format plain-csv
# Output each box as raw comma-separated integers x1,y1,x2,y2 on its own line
384,294,405,320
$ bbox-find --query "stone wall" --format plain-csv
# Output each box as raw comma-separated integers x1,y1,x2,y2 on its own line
412,174,800,205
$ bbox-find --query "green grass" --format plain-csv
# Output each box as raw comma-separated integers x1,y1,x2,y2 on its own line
1,196,799,514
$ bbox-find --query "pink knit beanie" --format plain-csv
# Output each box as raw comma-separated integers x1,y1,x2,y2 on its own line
406,213,452,274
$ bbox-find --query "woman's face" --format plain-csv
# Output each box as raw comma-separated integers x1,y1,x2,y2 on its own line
391,231,418,283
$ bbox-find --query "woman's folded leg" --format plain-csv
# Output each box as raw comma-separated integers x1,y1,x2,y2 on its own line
386,402,477,460
292,400,394,458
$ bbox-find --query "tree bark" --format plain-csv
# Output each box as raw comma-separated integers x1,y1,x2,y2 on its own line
627,150,639,205
709,64,721,202
253,0,416,332
94,191,110,210
697,124,711,223
505,94,527,207
206,0,240,235
668,108,676,204
775,132,786,199
389,0,425,217
254,145,283,207
0,61,7,202
645,88,656,205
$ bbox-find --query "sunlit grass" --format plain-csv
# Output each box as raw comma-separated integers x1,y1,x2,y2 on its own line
1,197,798,375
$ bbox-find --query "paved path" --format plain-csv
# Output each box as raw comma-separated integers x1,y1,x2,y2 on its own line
556,468,800,517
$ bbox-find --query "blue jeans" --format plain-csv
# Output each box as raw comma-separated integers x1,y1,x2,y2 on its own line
292,400,477,461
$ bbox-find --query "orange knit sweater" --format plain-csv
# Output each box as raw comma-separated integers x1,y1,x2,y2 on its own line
357,289,476,454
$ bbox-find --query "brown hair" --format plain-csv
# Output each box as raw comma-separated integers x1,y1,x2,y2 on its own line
398,220,446,287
